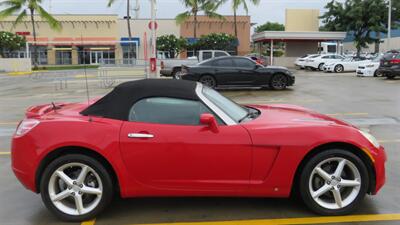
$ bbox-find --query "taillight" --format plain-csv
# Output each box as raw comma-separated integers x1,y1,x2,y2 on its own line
15,119,40,136
160,61,164,69
389,59,400,64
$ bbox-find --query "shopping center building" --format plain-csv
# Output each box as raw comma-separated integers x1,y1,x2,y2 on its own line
0,14,251,66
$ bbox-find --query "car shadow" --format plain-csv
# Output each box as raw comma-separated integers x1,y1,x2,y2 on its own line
94,196,380,225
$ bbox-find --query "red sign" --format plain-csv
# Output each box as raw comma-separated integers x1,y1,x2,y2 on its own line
16,32,30,36
148,21,158,30
150,58,157,72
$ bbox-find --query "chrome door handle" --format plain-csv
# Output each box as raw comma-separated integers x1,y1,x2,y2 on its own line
128,133,154,138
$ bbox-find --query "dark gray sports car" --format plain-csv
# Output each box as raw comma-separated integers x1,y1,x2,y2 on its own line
179,56,295,90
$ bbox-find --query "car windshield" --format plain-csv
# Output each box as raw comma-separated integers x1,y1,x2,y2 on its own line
202,86,248,123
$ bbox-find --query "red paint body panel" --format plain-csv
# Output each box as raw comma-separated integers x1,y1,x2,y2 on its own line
11,102,386,198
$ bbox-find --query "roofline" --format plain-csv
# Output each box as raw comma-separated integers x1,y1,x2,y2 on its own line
252,31,347,42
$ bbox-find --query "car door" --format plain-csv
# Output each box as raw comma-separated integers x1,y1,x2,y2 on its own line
230,58,259,86
212,58,238,85
119,97,252,191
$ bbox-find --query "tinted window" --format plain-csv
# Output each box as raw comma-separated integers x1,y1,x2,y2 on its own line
234,58,255,68
327,45,337,53
322,56,330,59
215,52,227,58
214,59,234,67
129,97,215,125
202,52,212,60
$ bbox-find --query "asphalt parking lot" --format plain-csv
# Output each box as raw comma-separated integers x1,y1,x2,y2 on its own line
0,70,399,225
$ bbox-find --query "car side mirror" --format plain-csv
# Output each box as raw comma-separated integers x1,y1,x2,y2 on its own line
200,113,219,133
255,64,262,69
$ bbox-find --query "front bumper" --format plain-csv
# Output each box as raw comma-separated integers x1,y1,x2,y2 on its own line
371,145,387,194
323,65,335,72
160,69,173,77
356,68,375,77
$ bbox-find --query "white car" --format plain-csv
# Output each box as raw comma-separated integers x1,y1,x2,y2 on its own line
356,57,383,77
294,54,319,69
304,54,345,71
323,58,370,73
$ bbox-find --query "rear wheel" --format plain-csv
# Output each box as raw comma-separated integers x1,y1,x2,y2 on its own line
299,149,369,215
270,74,288,90
40,154,113,222
172,68,181,79
199,75,217,88
334,65,344,73
373,70,382,77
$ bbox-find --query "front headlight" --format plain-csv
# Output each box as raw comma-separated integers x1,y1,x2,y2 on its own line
366,65,374,68
359,130,380,148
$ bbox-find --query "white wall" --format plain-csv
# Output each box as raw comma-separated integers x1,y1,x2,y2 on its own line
343,37,400,53
0,58,32,72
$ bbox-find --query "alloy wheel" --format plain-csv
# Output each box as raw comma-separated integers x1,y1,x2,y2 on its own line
271,74,288,90
48,163,103,216
335,65,344,73
309,157,361,210
199,76,216,88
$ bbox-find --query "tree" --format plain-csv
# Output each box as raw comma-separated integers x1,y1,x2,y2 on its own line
0,0,61,67
320,0,388,56
175,0,224,38
255,22,285,32
191,33,236,51
0,31,26,58
221,0,260,53
108,0,134,59
156,35,188,58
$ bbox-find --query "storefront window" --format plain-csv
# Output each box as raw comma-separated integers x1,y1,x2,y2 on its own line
56,51,72,65
29,46,48,65
77,47,115,65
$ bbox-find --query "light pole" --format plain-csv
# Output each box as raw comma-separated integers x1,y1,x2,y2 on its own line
149,0,157,78
387,0,392,51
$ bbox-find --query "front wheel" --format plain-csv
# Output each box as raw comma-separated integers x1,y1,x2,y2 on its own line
270,74,288,90
334,65,344,73
40,154,113,222
299,149,369,215
318,63,325,71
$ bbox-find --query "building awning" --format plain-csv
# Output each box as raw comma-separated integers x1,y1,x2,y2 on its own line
120,37,140,46
252,31,347,42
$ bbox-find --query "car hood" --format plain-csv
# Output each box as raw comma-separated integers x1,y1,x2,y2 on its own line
244,104,355,128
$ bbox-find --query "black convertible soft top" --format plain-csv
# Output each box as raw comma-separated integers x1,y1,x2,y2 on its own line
81,79,199,120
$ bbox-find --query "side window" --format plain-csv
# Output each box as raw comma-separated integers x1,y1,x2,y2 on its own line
322,56,330,59
202,52,212,60
129,97,221,125
234,58,256,68
213,59,234,67
215,52,227,58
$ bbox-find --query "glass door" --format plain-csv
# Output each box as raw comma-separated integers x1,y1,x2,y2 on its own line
90,51,103,64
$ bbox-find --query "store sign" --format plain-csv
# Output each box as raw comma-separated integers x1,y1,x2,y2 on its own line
16,32,30,36
148,21,158,30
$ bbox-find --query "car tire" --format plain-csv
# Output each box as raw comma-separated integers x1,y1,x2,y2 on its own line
172,68,181,79
318,63,325,71
199,75,217,88
373,70,381,77
334,65,344,73
270,74,288,90
299,149,369,216
40,154,113,222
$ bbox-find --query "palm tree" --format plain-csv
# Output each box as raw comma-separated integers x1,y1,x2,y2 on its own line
0,0,61,67
176,0,224,38
222,0,260,54
108,0,134,60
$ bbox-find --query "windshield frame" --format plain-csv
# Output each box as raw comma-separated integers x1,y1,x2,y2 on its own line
195,83,247,125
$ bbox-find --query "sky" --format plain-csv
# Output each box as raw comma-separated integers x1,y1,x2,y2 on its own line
40,0,342,26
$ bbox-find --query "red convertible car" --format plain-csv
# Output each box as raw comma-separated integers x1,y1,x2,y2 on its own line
12,79,386,221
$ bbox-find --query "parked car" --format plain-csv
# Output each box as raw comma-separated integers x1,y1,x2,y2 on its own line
304,54,345,71
356,56,383,77
323,57,370,73
12,79,386,221
377,51,400,79
179,56,295,90
294,54,319,69
160,50,230,78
